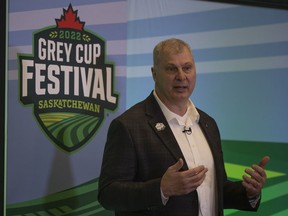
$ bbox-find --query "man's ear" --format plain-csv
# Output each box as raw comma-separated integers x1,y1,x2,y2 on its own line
151,67,156,81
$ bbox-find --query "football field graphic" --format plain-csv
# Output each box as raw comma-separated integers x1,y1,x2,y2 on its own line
223,141,288,216
38,112,100,152
6,140,288,216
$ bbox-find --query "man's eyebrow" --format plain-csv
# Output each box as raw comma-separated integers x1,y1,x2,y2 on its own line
165,63,177,67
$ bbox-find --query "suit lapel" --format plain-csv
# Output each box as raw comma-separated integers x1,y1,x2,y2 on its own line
144,93,187,169
198,112,218,160
198,110,223,214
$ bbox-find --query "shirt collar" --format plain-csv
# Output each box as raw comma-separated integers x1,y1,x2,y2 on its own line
153,90,200,126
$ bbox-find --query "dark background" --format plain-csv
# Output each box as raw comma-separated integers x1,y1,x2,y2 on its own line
204,0,288,10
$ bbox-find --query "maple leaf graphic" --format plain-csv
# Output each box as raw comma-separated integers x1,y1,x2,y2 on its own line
56,4,85,30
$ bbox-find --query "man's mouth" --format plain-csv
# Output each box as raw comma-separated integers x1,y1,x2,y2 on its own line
174,86,187,89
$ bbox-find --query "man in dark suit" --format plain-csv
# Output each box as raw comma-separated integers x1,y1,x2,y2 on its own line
98,38,269,216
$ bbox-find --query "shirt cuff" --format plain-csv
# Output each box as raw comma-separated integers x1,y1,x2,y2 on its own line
160,187,169,205
249,194,260,208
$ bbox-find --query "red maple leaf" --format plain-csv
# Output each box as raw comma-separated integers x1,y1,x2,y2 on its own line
56,4,85,30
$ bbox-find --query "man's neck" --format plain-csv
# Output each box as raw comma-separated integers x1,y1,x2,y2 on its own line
153,90,188,116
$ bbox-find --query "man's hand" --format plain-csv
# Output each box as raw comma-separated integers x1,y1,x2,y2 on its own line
242,156,270,198
160,158,208,197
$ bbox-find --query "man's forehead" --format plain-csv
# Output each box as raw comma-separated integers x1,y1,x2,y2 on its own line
160,51,194,63
162,46,191,55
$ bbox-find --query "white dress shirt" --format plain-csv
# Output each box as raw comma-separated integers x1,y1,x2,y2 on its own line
153,91,216,216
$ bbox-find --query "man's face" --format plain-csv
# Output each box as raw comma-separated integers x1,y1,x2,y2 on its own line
152,47,196,108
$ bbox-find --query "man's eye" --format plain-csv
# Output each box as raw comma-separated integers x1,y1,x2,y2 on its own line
183,65,192,72
167,67,177,72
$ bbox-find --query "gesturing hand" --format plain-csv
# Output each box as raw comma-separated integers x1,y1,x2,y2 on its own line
242,156,270,198
160,158,208,197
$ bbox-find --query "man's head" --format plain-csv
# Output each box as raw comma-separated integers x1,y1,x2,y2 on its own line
151,38,196,113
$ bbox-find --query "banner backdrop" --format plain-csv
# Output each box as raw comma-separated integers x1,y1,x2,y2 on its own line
6,0,288,215
7,0,127,215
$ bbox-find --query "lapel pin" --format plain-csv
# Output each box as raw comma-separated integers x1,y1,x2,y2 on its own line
155,122,165,131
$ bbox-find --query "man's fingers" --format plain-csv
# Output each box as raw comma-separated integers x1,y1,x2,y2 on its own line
242,156,270,198
258,156,270,169
169,158,184,172
191,165,207,176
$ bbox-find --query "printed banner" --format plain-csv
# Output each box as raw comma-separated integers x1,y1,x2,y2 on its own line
18,4,118,152
7,1,127,215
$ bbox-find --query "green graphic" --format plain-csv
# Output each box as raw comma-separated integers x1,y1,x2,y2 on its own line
223,140,288,216
38,112,100,151
6,178,113,216
6,140,288,215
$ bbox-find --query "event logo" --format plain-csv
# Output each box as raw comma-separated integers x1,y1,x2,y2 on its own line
18,4,119,152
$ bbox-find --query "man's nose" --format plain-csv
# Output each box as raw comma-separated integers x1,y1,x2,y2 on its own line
176,69,186,80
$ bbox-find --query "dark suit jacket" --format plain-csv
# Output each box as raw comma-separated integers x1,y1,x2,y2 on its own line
98,92,259,216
